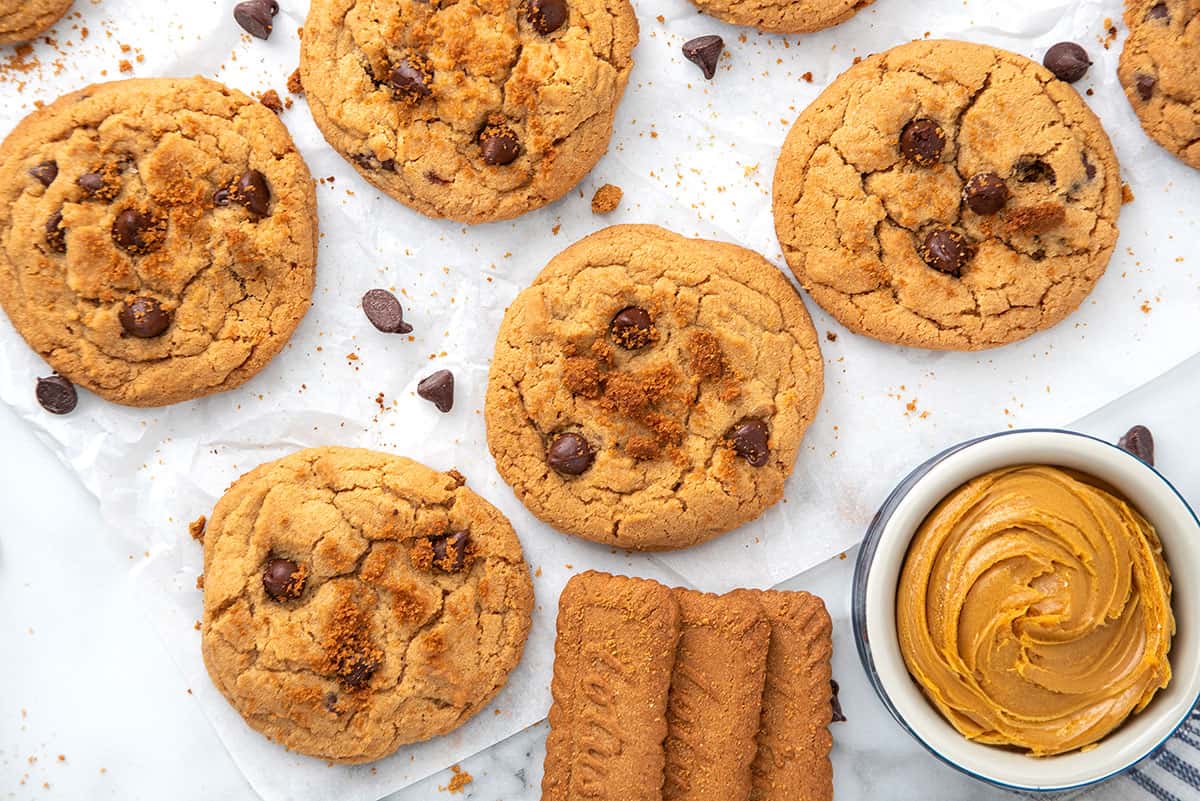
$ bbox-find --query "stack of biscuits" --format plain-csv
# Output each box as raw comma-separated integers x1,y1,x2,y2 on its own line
544,571,834,801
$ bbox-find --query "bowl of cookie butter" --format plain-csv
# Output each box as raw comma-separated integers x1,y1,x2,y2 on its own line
851,428,1200,792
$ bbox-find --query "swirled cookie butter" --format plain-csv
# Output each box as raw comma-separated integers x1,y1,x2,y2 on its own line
896,465,1173,756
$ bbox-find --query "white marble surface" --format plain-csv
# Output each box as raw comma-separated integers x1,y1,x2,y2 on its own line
8,355,1200,799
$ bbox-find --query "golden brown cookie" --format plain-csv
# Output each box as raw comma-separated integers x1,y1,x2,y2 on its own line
663,589,770,801
485,224,824,551
773,39,1122,350
0,77,318,406
0,0,72,44
1119,0,1200,169
687,0,873,34
201,447,533,764
542,571,681,801
300,0,638,223
730,589,834,801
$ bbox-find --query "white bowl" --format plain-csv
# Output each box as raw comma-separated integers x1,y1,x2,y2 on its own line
851,428,1200,792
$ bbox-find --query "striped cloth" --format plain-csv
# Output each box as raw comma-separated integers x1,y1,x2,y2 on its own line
1071,706,1200,801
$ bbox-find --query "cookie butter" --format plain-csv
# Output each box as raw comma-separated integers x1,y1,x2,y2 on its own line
896,465,1173,756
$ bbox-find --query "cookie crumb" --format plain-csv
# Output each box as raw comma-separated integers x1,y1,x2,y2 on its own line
259,89,283,113
195,574,205,590
591,183,623,214
287,68,304,94
441,765,473,794
188,515,207,541
801,71,813,82
826,330,838,341
1122,183,1135,204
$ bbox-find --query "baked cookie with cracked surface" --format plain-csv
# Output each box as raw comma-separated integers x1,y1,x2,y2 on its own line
1119,0,1200,170
0,77,317,406
201,447,534,763
687,0,873,34
485,224,824,551
300,0,638,223
0,0,72,44
773,39,1122,350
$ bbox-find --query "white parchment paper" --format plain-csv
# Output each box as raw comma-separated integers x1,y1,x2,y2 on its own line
1,0,1198,799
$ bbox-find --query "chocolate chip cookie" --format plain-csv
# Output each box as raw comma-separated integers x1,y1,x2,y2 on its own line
687,0,873,34
1119,0,1200,169
773,39,1122,350
0,0,73,44
300,0,638,224
485,224,824,551
201,447,534,763
0,77,318,406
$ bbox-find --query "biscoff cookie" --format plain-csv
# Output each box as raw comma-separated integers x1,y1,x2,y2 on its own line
0,0,72,44
1119,0,1200,169
664,589,770,801
543,571,681,801
773,39,1122,350
300,0,638,223
0,77,318,406
729,589,834,801
201,447,533,763
485,225,824,551
687,0,873,34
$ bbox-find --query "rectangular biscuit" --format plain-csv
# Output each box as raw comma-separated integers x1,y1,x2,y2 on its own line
731,589,834,801
663,588,771,801
542,571,681,801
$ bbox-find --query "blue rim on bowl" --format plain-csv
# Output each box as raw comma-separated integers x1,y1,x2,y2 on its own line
851,428,1200,792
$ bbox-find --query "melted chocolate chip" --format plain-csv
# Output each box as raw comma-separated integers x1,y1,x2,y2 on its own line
233,170,271,217
1043,42,1091,83
919,228,973,277
35,375,77,415
1136,73,1157,101
389,58,431,101
340,658,377,689
119,296,172,338
45,211,66,253
479,123,520,166
262,557,304,600
233,0,279,39
1147,3,1169,21
1118,424,1155,466
682,35,723,80
527,0,568,35
830,679,847,723
899,119,946,166
1013,156,1056,185
417,369,454,413
963,172,1009,215
112,208,161,254
29,161,57,187
213,187,231,206
430,531,471,572
77,172,106,196
547,432,595,475
361,288,413,334
727,419,770,466
610,306,655,349
1082,152,1097,180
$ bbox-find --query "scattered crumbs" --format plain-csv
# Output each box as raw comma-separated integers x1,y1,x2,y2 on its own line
534,566,543,577
591,183,623,214
193,621,201,631
1102,18,1118,49
259,89,283,113
551,223,561,235
188,515,207,541
118,59,132,73
1141,300,1152,314
440,765,473,794
195,574,205,590
287,68,304,95
839,552,847,560
801,71,813,82
1122,183,1134,204
825,330,837,341
346,352,359,361
742,163,759,177
56,755,65,763
656,14,665,23
186,688,193,695
852,55,862,65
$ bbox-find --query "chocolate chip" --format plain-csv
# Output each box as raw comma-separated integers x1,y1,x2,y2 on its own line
682,35,723,80
547,432,594,475
1136,73,1157,101
112,208,160,254
323,692,339,712
1118,424,1155,466
527,0,567,35
119,296,172,338
899,119,946,166
233,0,279,39
262,557,305,600
233,170,271,217
45,211,66,253
431,531,471,572
77,172,106,196
919,228,973,276
1147,3,1169,21
361,288,413,334
213,187,231,206
727,419,769,466
417,369,454,413
29,161,57,187
963,172,1009,215
479,123,520,166
1013,156,1056,185
340,658,377,688
610,306,655,349
35,375,77,415
1082,152,1097,180
1043,42,1091,83
830,679,847,723
388,58,431,101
